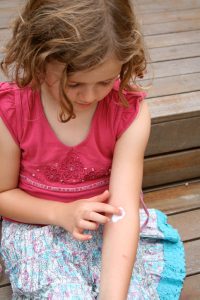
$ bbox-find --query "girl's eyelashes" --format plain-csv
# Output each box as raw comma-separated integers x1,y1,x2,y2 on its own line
67,83,80,88
100,80,112,86
67,80,113,88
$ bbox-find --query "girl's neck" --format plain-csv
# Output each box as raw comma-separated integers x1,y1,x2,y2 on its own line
39,84,98,147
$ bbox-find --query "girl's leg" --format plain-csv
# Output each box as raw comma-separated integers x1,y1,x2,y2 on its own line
1,221,95,300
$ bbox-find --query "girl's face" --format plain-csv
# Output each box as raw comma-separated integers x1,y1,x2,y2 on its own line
44,56,123,112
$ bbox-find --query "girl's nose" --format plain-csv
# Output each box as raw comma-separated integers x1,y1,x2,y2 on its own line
79,87,97,104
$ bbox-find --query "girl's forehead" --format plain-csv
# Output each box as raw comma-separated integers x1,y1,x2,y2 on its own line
68,57,123,83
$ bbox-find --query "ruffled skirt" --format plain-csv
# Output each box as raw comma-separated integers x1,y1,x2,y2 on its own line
0,209,186,299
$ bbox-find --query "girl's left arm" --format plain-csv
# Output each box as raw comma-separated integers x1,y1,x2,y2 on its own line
99,101,151,300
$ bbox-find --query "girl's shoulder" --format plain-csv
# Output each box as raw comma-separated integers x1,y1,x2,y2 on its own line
0,82,35,144
104,80,147,139
111,79,147,104
0,81,33,109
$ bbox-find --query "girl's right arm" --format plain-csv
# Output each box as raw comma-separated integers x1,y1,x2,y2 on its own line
0,118,120,240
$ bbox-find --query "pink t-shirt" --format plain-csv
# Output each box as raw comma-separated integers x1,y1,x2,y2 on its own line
0,81,146,204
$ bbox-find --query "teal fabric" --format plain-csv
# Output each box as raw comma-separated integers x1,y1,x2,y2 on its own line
156,210,186,299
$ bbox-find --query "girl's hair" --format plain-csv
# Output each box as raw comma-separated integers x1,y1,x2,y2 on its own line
1,0,147,122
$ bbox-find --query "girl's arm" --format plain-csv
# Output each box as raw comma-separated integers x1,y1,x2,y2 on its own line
99,101,151,300
0,117,65,224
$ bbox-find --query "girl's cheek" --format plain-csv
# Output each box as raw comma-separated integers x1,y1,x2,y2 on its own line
65,90,76,101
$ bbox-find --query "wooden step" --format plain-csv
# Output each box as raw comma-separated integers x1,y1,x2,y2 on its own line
143,149,200,188
136,0,200,14
144,181,200,214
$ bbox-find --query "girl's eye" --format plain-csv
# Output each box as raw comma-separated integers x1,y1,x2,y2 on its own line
67,80,113,88
100,81,112,86
67,83,80,88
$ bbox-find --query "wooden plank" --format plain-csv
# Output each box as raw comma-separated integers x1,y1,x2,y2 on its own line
0,286,12,300
147,92,200,123
143,19,200,36
144,181,200,214
144,73,200,98
146,116,200,156
0,9,20,29
181,274,200,300
143,149,200,188
136,0,200,14
145,57,200,79
0,29,12,47
0,1,22,8
149,43,200,63
145,30,200,48
168,210,200,242
185,239,200,275
138,9,200,25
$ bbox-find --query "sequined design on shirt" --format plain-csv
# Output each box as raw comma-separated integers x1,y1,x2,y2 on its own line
28,150,111,185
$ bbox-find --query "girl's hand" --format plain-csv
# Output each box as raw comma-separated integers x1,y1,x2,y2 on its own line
54,190,120,241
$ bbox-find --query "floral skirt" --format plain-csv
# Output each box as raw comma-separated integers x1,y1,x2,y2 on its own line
0,209,186,300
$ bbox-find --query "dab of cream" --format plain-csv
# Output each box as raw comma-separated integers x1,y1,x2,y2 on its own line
111,207,126,223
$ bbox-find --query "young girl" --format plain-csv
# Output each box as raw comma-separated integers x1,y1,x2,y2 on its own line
0,0,185,299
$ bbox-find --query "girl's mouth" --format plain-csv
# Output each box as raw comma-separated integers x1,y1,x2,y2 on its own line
75,102,93,108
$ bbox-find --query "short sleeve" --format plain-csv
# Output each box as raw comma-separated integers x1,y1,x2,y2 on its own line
0,82,20,144
110,81,147,139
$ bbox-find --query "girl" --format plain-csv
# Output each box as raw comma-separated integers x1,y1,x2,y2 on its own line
0,0,185,299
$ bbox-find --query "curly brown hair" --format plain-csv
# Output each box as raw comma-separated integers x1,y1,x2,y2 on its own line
1,0,147,122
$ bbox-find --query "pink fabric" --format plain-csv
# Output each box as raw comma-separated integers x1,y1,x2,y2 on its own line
0,80,146,206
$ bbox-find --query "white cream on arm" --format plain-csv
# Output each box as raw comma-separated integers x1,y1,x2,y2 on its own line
111,207,126,223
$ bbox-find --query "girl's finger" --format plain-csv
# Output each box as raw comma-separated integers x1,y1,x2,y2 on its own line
92,202,120,215
78,219,99,231
72,228,92,241
83,211,110,224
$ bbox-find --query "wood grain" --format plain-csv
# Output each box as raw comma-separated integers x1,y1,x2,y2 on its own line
149,43,200,62
136,0,200,14
185,239,200,275
143,149,200,188
181,274,200,300
0,286,12,300
138,9,200,25
145,30,200,48
145,57,200,79
168,210,200,242
143,19,200,35
145,116,200,155
144,181,200,214
147,91,200,123
144,73,200,98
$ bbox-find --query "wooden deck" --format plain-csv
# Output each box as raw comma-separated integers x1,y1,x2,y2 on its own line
0,0,200,299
